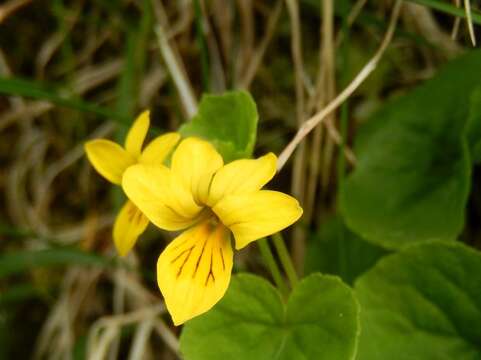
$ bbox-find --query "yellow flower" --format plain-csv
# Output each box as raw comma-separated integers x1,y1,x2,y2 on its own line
84,111,180,256
122,137,303,325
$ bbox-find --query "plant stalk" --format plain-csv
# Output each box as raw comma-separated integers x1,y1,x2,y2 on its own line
257,239,288,296
272,233,299,287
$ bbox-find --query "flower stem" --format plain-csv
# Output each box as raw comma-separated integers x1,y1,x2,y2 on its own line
257,239,288,296
272,233,298,287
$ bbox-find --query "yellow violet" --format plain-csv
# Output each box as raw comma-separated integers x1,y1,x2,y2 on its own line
84,111,180,256
122,137,303,325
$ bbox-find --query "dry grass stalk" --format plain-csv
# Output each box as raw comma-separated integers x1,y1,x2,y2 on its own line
464,0,476,45
153,0,198,118
277,0,403,171
0,0,31,23
284,0,307,274
452,0,462,39
239,0,283,89
319,0,337,193
305,0,335,224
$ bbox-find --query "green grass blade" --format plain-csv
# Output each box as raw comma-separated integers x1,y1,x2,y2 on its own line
0,77,128,123
193,0,210,91
0,223,33,238
407,0,481,25
0,284,42,306
0,247,114,279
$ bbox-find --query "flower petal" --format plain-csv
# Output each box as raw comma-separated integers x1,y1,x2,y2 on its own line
113,200,149,257
207,153,277,206
139,132,180,165
171,137,223,205
213,190,303,250
157,221,233,325
125,110,150,157
85,139,136,185
122,164,203,231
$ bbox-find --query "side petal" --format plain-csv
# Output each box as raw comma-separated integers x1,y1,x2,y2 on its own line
207,152,277,206
113,200,149,257
139,132,180,165
122,164,203,231
157,221,233,325
171,137,223,205
85,139,136,185
213,190,303,250
125,110,150,157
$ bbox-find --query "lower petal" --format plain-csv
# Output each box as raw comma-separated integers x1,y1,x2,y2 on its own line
157,220,233,325
113,201,149,256
213,190,303,250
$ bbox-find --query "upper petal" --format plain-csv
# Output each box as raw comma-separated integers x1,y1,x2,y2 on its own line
207,152,277,206
139,132,180,165
171,137,223,205
122,164,203,231
157,220,233,325
113,200,149,257
125,110,150,157
85,139,136,185
213,190,303,250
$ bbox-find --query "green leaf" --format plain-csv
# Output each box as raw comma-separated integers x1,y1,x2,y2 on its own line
0,77,128,124
0,312,7,360
355,241,481,360
180,273,360,360
341,51,481,249
466,87,481,164
0,247,112,279
305,216,389,285
0,284,42,306
407,0,481,25
73,335,88,360
179,91,258,162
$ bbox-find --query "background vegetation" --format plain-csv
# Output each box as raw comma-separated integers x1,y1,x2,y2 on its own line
1,0,481,359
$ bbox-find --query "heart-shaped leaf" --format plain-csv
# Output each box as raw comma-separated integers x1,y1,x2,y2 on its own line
355,241,481,360
341,51,481,249
180,273,360,360
180,91,258,162
466,87,481,164
305,216,389,285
